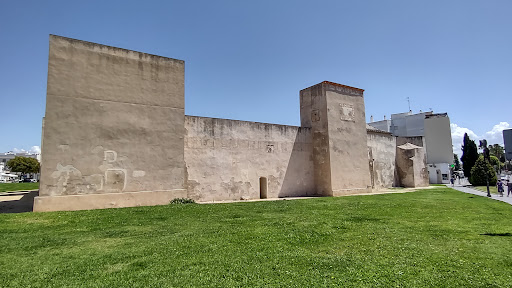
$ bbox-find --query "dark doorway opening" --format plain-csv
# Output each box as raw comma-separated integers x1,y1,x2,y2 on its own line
259,177,267,199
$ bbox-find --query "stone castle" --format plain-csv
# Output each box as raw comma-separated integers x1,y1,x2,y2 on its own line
35,35,428,212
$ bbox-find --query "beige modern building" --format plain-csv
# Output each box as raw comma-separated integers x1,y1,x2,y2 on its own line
369,111,454,184
35,35,428,212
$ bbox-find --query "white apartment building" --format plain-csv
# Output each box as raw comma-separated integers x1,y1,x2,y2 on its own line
0,151,40,164
369,111,454,184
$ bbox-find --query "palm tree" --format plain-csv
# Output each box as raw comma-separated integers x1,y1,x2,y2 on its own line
489,144,505,161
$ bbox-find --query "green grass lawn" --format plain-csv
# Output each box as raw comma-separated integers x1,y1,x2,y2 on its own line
473,186,499,195
1,188,512,287
0,182,39,193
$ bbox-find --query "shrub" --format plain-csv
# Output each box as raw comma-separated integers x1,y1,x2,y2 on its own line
469,156,497,186
170,198,196,204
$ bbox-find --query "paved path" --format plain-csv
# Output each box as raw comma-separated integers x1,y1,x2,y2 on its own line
0,190,37,213
449,184,512,206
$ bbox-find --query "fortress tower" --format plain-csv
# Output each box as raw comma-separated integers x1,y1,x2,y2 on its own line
35,35,186,211
300,82,372,196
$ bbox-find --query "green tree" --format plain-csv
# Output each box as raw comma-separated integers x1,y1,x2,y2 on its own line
489,155,500,168
453,153,461,171
469,155,497,186
6,156,40,175
489,155,504,173
460,133,478,178
489,144,505,162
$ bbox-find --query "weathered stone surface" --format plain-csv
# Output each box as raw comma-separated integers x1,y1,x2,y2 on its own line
36,35,185,211
300,82,371,196
184,116,315,202
367,131,396,189
396,143,429,187
34,190,187,212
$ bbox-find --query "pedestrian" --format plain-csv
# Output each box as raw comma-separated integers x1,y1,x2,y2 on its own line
450,177,455,187
508,180,512,197
497,179,504,197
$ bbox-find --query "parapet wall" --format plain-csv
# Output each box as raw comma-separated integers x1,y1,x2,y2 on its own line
184,116,315,201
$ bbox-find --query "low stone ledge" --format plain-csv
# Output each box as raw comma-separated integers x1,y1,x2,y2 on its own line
33,189,187,212
332,187,372,196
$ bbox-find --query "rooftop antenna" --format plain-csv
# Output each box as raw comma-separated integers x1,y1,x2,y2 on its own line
406,97,411,111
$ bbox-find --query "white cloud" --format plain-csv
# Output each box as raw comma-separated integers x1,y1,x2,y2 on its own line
9,146,41,154
450,123,478,155
29,146,41,154
12,148,27,153
484,122,510,145
450,121,510,154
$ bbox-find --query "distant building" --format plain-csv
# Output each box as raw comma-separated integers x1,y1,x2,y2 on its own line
0,151,40,165
0,152,41,182
369,111,454,184
504,129,512,161
0,162,19,182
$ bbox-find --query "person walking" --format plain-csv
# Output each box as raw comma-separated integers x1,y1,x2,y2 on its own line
497,179,504,197
508,179,512,197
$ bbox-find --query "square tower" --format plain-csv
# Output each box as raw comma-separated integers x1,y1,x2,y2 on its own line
300,81,371,196
35,35,186,211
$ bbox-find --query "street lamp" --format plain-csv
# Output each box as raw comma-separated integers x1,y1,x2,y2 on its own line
479,139,491,197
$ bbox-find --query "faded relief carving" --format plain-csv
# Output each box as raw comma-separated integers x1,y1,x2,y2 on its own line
50,148,127,195
101,150,127,193
340,103,355,122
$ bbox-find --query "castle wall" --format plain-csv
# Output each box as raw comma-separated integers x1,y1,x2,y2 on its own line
367,132,396,189
184,116,315,202
35,35,186,212
34,35,427,212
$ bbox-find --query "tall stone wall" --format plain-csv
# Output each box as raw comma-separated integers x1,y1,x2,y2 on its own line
367,131,396,189
184,116,315,202
35,35,186,212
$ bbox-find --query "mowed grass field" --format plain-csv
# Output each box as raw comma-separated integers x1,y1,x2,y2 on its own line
0,182,39,193
1,188,512,287
473,186,509,195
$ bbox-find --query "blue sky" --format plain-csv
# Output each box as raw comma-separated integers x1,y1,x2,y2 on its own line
1,0,510,155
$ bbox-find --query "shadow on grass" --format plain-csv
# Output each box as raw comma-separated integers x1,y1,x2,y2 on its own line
481,233,512,237
0,191,37,213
